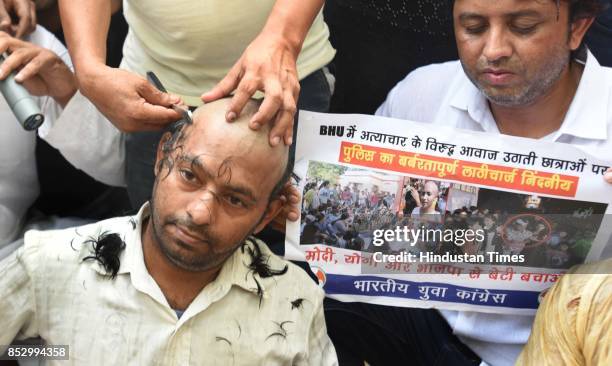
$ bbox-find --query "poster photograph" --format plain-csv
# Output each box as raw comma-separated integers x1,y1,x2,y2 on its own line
286,112,612,315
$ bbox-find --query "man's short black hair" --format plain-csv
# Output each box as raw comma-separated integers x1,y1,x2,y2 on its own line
564,0,607,22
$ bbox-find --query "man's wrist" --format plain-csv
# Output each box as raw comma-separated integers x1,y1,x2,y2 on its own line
74,60,107,94
260,22,304,57
261,0,324,56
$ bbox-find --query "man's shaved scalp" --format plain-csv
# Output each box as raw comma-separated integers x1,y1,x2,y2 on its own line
158,98,294,201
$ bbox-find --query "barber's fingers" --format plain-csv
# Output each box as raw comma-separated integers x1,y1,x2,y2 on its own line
269,87,296,146
136,80,182,107
118,79,184,130
201,61,241,103
225,72,261,122
250,77,283,129
279,75,300,146
283,81,300,145
274,67,300,145
121,101,183,132
282,114,294,146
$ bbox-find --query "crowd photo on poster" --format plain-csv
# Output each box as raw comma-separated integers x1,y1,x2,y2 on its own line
300,161,607,270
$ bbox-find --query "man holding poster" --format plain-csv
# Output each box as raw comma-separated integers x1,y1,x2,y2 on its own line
322,0,612,365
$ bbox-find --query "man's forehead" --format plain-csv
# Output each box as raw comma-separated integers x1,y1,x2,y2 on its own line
174,120,287,192
177,136,268,175
174,151,268,200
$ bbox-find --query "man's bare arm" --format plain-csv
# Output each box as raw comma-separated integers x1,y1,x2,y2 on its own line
263,0,325,52
57,0,110,77
57,0,181,132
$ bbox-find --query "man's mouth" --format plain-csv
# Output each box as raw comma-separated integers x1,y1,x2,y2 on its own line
481,68,516,85
173,224,208,246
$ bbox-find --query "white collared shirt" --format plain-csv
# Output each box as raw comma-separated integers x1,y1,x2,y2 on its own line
376,52,612,366
0,205,337,365
376,51,612,155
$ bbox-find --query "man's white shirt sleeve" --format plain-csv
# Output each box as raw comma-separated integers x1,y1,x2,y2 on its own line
38,90,126,187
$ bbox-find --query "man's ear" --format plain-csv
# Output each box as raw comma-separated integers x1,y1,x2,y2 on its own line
253,198,285,234
155,132,173,177
568,17,595,50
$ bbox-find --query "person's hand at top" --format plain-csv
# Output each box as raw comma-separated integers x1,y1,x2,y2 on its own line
0,31,75,107
0,0,36,38
202,32,300,147
201,0,325,147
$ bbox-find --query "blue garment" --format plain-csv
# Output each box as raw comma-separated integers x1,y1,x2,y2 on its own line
315,221,327,231
318,187,332,204
323,213,339,227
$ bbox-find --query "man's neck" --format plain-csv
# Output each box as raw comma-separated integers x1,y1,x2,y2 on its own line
141,219,221,311
490,61,584,139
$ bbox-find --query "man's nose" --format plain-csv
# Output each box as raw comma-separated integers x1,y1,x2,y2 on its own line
185,190,217,226
482,27,513,63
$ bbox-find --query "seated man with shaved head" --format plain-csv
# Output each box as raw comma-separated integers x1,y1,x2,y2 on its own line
0,98,337,365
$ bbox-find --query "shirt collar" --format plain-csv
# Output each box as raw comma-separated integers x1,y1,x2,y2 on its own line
449,50,609,141
555,50,608,141
115,203,148,276
449,66,499,134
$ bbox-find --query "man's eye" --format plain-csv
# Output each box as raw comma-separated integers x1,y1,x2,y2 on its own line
179,169,197,183
513,27,536,34
511,24,538,35
226,195,246,208
464,24,487,34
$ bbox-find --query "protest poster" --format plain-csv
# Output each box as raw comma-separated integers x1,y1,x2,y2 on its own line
285,111,612,315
